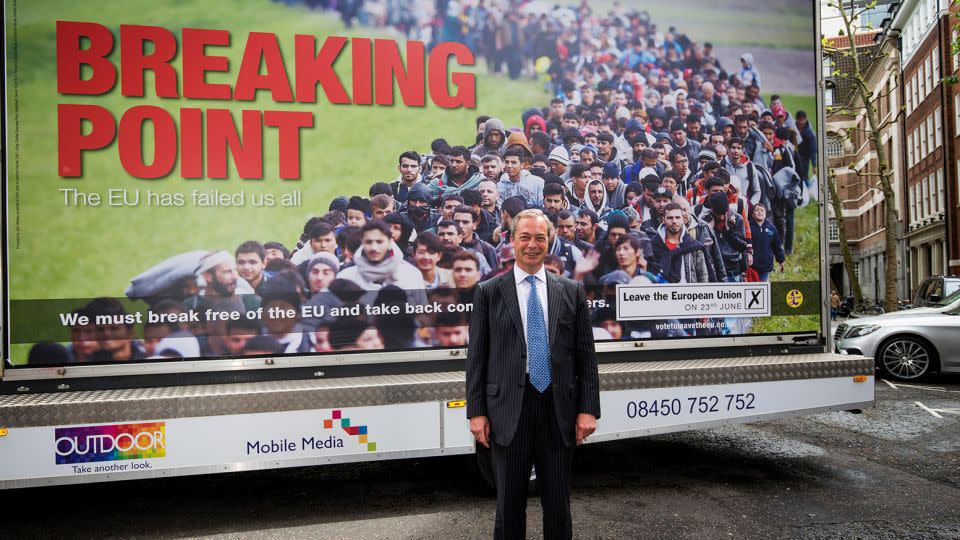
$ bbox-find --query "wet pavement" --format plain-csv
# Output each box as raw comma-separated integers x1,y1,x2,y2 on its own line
5,375,960,539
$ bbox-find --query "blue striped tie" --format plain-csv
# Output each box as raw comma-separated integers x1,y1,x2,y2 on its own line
525,275,551,393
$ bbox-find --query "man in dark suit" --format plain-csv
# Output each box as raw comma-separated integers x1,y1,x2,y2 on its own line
466,209,601,540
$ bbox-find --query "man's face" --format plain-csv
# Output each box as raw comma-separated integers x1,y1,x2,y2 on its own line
582,86,595,103
753,204,767,222
346,209,367,227
614,91,627,107
308,264,336,292
513,216,550,271
435,325,469,347
551,101,565,119
389,223,403,241
208,263,239,296
452,259,481,288
729,143,743,160
549,159,568,176
399,157,420,183
584,134,598,147
556,216,576,241
588,183,605,206
573,172,590,193
661,129,687,150
453,211,476,239
373,201,395,221
532,159,548,170
664,209,684,234
236,252,264,284
598,139,612,157
606,227,626,247
479,181,498,207
431,159,447,177
625,191,639,206
603,176,620,193
672,155,689,174
407,198,428,209
661,178,678,193
656,146,667,161
545,261,563,276
590,166,603,182
486,131,503,147
482,160,502,180
70,323,99,359
707,184,726,197
449,154,467,176
414,244,440,272
356,328,384,350
528,123,543,134
762,128,775,143
310,233,338,255
797,117,807,130
709,134,724,146
653,195,672,215
735,121,749,138
437,225,462,247
544,193,564,213
442,199,460,219
264,248,285,265
362,229,391,263
223,331,252,356
615,241,639,269
503,156,522,179
600,320,623,339
563,117,580,129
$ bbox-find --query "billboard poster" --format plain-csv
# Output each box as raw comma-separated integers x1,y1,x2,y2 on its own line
4,0,821,368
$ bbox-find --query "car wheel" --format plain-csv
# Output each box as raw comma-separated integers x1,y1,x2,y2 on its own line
878,337,937,381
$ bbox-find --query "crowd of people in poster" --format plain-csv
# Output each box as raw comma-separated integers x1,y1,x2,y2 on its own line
29,0,819,364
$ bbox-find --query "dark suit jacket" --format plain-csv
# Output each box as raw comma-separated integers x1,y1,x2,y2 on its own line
466,269,601,447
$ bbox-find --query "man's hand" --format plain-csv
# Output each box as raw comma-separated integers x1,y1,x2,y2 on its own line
575,413,597,445
470,416,490,448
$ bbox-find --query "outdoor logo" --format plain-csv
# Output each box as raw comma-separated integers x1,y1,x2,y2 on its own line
786,289,804,308
55,422,166,464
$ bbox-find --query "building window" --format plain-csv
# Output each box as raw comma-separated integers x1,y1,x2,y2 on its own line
925,55,933,95
920,62,927,97
921,120,928,157
937,168,945,213
915,127,922,163
907,77,914,113
824,86,834,107
913,182,920,222
823,56,833,79
923,175,931,217
889,76,897,114
826,135,843,157
933,46,940,82
908,131,915,166
955,94,960,137
927,115,935,152
828,218,839,241
935,107,942,147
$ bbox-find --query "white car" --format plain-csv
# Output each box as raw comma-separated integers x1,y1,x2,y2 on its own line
835,307,960,381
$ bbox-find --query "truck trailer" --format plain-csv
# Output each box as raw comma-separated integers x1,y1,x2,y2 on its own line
0,0,872,489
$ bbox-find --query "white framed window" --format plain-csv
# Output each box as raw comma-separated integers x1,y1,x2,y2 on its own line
913,182,920,222
914,74,920,108
933,46,940,82
923,175,931,217
824,86,834,107
889,76,897,114
921,121,928,157
908,132,915,166
956,94,960,136
927,115,935,152
935,107,942,147
925,56,933,94
937,168,945,213
907,78,914,113
915,127,922,162
823,56,833,79
920,62,927,97
955,29,960,71
828,218,839,241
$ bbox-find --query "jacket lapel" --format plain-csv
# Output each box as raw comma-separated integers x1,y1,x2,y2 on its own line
546,271,561,348
498,270,524,336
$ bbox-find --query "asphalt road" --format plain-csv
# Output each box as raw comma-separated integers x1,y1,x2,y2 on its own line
6,375,960,539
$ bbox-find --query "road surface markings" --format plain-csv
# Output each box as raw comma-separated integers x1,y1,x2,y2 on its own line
915,401,944,418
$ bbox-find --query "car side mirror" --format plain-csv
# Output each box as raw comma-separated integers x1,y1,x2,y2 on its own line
929,294,941,303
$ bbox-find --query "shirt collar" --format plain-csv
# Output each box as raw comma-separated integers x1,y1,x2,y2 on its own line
515,265,547,286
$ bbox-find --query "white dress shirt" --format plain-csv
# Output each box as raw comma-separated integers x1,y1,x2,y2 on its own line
515,266,549,373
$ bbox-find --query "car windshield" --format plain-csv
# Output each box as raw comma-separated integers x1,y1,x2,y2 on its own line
934,287,960,307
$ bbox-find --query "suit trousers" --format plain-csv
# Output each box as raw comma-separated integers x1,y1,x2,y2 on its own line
492,379,574,540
